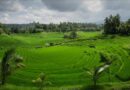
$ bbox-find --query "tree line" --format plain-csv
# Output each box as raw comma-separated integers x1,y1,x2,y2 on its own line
0,23,9,34
0,22,100,34
1,14,130,36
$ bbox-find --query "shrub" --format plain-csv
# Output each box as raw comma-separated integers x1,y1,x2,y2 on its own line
69,31,77,39
64,31,78,39
32,73,46,90
63,34,69,39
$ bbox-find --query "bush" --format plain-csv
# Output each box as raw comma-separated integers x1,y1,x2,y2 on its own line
69,31,77,39
32,73,46,90
63,34,69,38
64,31,78,39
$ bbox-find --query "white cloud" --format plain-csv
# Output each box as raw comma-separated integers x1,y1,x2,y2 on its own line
83,0,103,12
11,1,25,12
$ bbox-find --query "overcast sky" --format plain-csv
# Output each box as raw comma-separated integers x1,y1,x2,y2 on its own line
0,0,130,24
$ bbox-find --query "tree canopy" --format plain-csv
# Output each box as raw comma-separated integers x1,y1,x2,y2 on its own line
104,14,130,35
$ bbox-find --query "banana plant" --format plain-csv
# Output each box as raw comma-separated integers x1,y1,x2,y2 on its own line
83,52,123,88
84,63,110,87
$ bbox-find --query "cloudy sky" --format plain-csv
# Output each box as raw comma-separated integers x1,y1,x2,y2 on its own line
0,0,130,24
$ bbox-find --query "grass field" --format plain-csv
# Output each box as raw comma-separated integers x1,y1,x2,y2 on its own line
0,31,130,90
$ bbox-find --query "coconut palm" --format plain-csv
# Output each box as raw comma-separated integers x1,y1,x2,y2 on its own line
0,48,15,85
0,48,24,85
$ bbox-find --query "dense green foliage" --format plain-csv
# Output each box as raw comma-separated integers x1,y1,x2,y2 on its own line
104,14,130,35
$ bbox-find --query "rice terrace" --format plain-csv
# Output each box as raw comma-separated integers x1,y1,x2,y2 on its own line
0,0,130,90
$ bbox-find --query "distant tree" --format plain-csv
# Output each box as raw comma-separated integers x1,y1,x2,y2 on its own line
127,19,130,24
118,23,130,35
0,23,5,34
11,27,19,33
0,28,4,35
104,14,130,36
104,14,120,34
0,23,2,27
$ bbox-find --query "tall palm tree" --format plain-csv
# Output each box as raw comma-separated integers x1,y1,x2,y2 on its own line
1,48,15,85
0,48,25,85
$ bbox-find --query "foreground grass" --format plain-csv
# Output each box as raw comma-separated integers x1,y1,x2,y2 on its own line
0,31,130,89
1,82,130,90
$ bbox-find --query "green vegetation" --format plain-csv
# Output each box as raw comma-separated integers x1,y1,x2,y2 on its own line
0,14,130,89
0,31,130,89
32,73,46,90
0,48,24,85
104,14,130,35
3,22,101,34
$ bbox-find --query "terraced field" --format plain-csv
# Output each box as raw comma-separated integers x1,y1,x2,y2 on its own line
0,32,130,89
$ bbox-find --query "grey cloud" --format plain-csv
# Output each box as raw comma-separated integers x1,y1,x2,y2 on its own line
0,0,130,24
0,0,14,12
42,0,130,12
42,0,82,12
103,0,130,10
0,0,23,12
